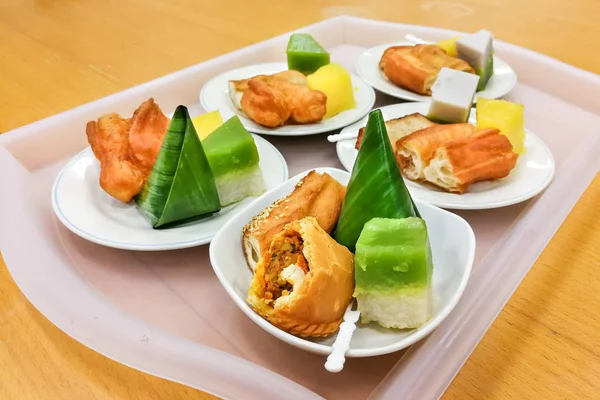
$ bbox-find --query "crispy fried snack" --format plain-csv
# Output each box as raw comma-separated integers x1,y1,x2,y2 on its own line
229,70,327,127
128,99,170,174
396,123,478,181
395,122,519,193
242,170,346,271
247,216,354,338
423,128,519,193
86,98,169,203
379,44,475,95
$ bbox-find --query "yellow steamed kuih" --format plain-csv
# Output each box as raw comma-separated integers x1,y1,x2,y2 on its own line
306,63,356,119
435,36,460,57
192,111,224,141
476,98,526,155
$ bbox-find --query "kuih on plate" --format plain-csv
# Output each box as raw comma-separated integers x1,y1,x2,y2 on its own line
379,29,495,96
85,98,268,229
227,33,357,128
335,101,554,210
352,98,526,195
208,109,475,360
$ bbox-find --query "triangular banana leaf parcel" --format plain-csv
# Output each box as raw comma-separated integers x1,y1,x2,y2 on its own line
334,109,421,252
135,105,221,228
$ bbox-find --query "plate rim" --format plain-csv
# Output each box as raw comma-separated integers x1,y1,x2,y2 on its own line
334,102,556,210
199,61,377,136
355,40,518,103
209,167,476,358
51,134,289,251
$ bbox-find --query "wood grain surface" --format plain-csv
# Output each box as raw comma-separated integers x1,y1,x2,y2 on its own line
1,0,599,399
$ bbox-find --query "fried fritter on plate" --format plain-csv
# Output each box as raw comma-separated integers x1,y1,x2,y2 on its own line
229,70,327,127
379,44,475,96
86,98,169,203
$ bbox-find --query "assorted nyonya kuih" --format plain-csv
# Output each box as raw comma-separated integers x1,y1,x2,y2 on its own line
243,110,435,337
86,100,266,228
228,34,357,128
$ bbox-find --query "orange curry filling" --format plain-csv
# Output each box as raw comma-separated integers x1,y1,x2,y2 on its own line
263,232,309,303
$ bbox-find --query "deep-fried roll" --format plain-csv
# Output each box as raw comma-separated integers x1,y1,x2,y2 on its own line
379,44,475,96
395,123,477,181
423,128,519,193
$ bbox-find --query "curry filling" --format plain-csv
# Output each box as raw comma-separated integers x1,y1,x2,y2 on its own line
263,232,309,305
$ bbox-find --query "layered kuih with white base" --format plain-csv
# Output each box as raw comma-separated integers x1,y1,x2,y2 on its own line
202,115,266,207
354,217,433,329
455,29,495,91
427,67,480,124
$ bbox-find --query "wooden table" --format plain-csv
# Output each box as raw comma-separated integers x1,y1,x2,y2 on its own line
1,1,599,398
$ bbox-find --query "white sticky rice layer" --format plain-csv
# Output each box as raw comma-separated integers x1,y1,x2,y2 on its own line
216,166,266,207
356,288,432,329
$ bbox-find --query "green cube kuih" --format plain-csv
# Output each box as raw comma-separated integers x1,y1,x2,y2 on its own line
135,105,221,228
286,33,330,74
202,115,266,207
333,109,420,253
354,217,434,329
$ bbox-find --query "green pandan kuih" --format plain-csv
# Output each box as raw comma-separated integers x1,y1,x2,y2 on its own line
286,33,330,74
354,217,433,329
333,109,420,252
202,115,266,207
135,105,221,228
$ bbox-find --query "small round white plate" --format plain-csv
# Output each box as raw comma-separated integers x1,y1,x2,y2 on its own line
209,167,475,357
200,62,376,136
52,135,289,251
355,41,517,102
336,102,555,210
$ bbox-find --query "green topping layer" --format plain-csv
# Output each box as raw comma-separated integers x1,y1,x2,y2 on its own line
286,33,330,74
203,116,260,177
202,115,265,207
354,217,433,293
476,56,494,91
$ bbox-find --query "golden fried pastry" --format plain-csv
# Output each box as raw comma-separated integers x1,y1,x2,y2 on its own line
86,114,145,203
86,98,170,203
379,44,475,95
127,98,170,174
396,123,477,181
247,216,355,337
229,70,327,127
242,171,346,271
423,128,519,193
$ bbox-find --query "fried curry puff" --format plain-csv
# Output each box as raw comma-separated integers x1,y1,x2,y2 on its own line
247,217,354,338
242,171,346,271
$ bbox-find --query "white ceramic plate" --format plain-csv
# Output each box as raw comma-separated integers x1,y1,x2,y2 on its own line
200,62,376,136
209,167,475,358
355,41,517,102
52,135,288,251
335,102,555,210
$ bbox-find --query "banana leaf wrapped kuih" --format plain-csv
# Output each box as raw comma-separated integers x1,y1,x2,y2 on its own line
135,105,221,228
334,109,421,252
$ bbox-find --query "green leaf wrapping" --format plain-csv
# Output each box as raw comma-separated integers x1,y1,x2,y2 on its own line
334,109,420,252
135,105,221,228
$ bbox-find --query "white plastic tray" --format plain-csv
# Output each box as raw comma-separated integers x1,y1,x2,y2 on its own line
1,16,599,400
